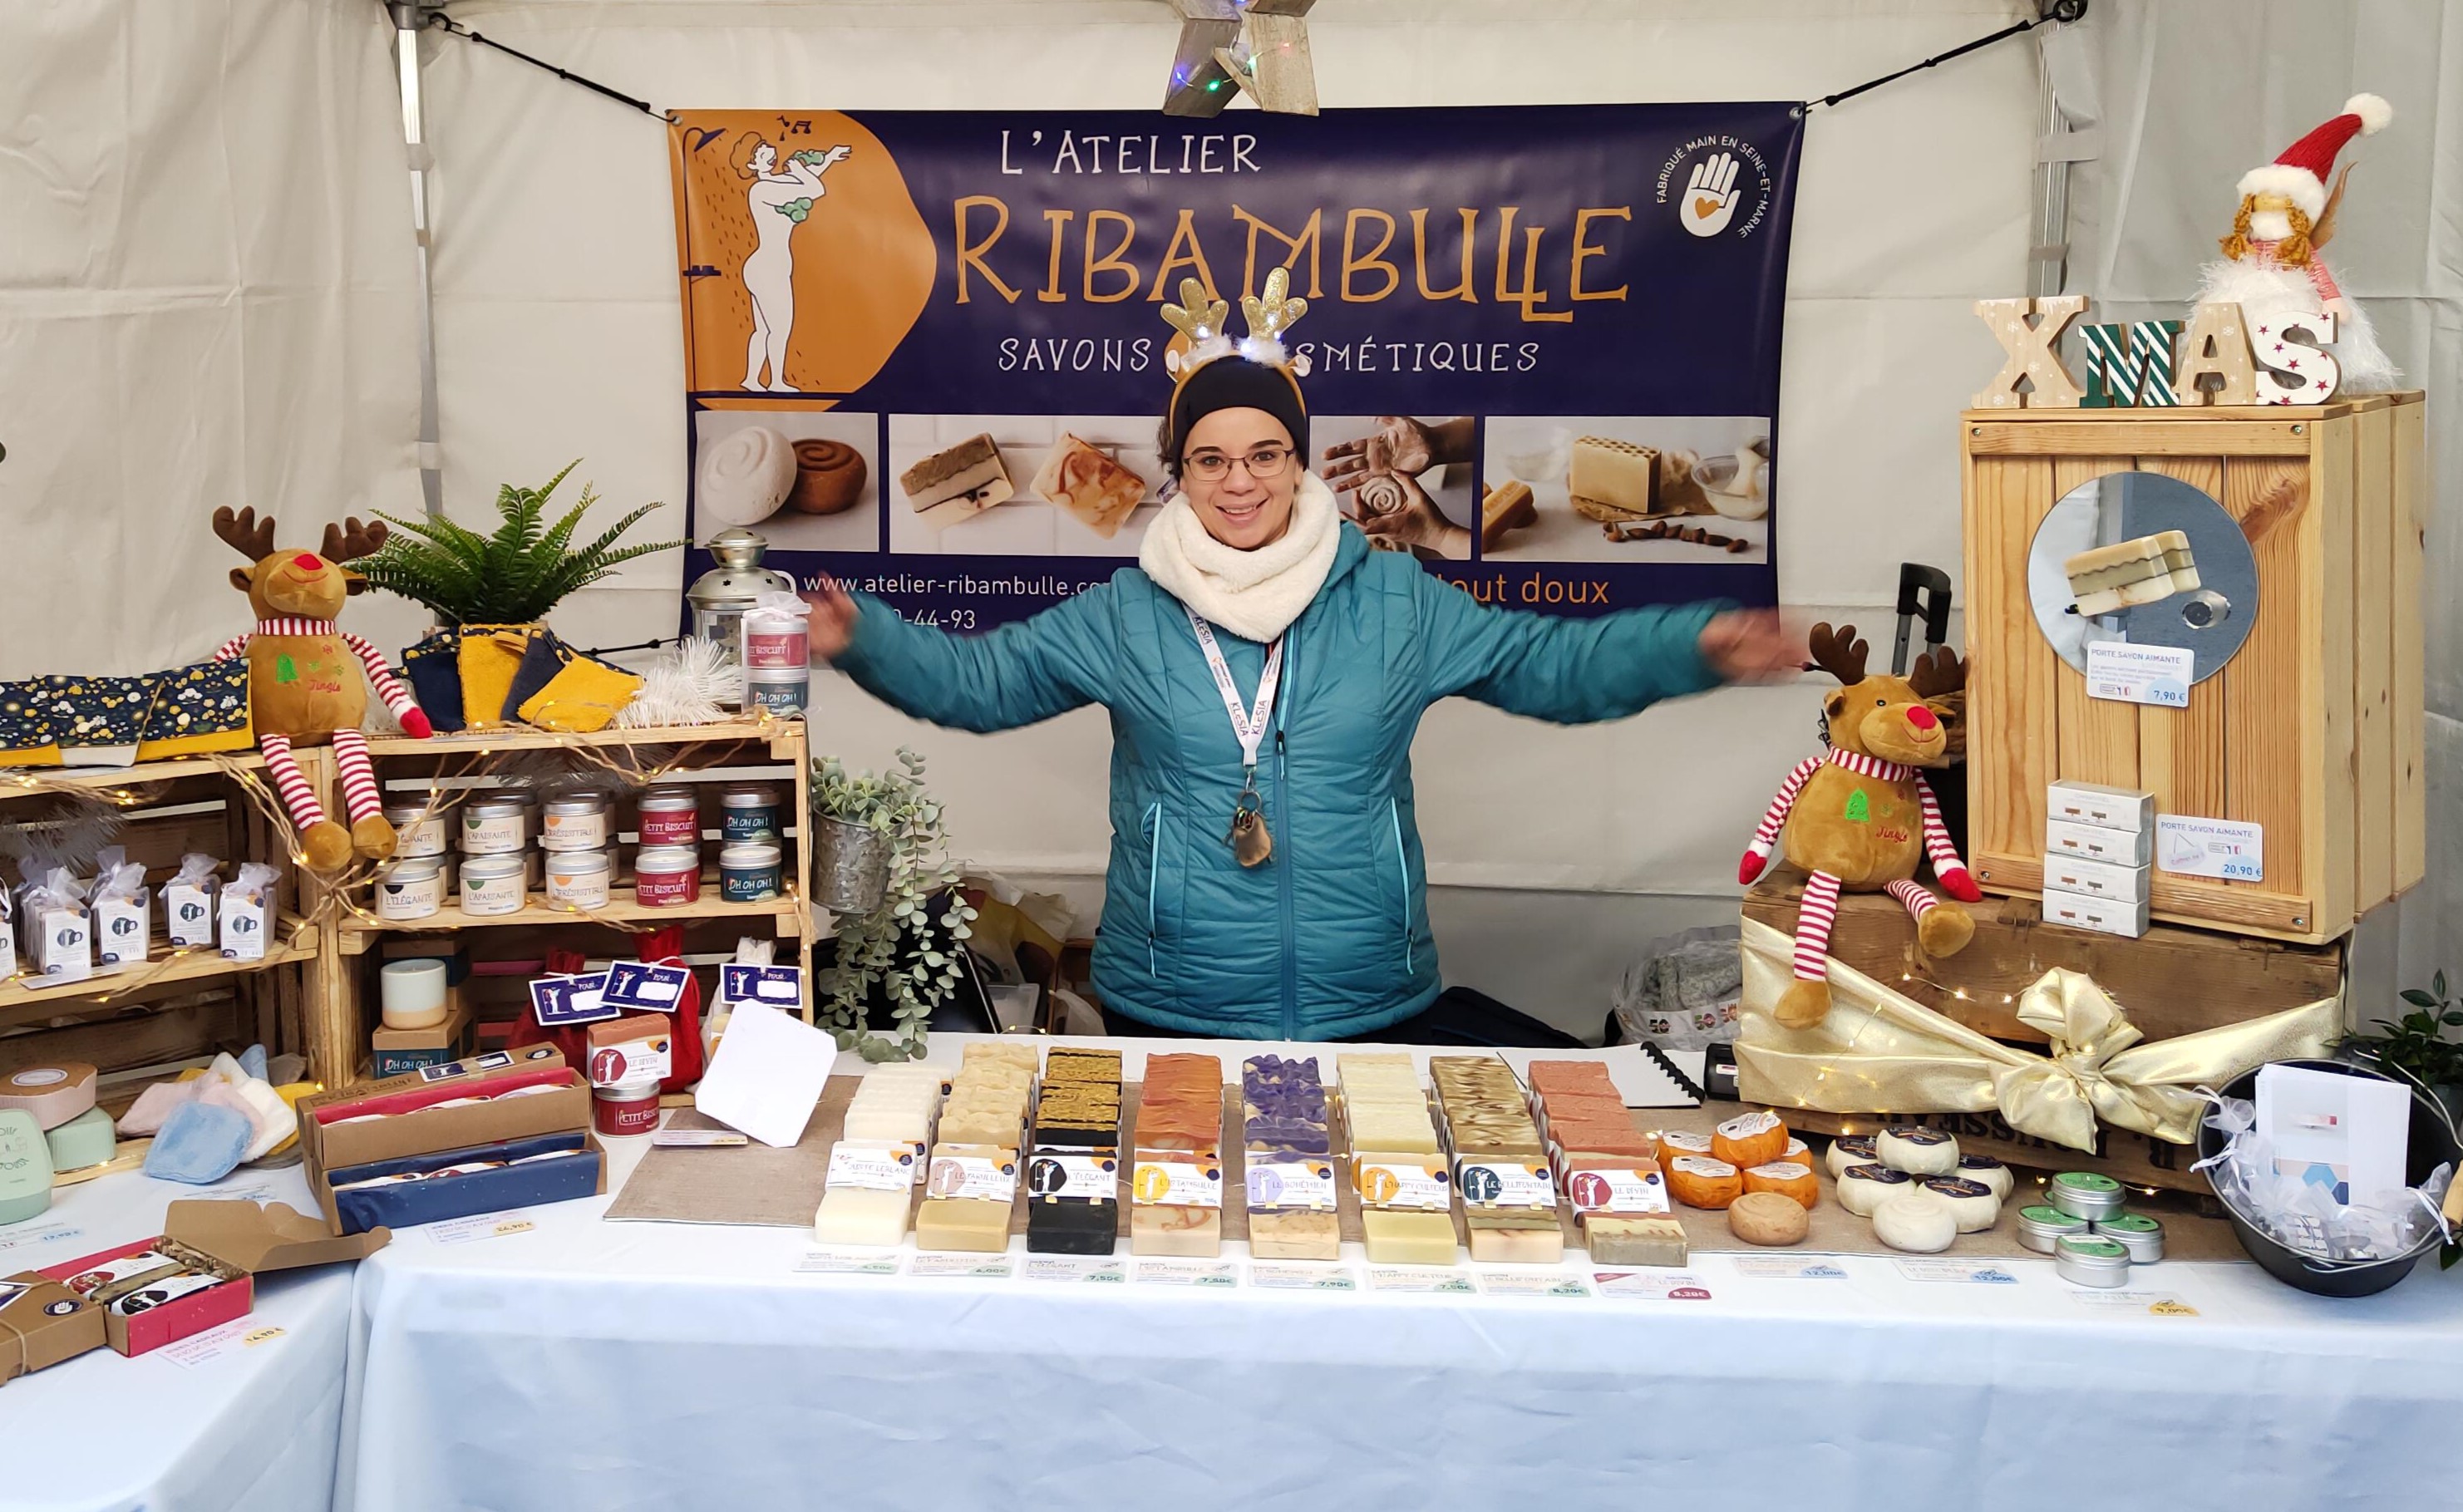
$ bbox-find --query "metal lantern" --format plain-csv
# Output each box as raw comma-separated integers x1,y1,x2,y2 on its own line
684,527,796,707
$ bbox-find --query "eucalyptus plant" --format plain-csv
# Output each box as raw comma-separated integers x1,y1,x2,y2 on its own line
811,748,977,1061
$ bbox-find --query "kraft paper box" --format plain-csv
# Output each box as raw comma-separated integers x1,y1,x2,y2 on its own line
368,989,475,1078
301,1045,588,1234
0,1272,107,1384
39,1201,387,1357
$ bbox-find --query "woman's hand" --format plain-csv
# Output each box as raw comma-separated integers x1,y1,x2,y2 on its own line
1358,473,1471,560
1697,608,1810,683
810,577,860,662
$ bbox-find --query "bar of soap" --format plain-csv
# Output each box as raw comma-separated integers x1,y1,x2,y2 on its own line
914,1197,1013,1253
1362,1209,1457,1266
1130,1203,1221,1258
1027,1199,1119,1256
900,432,1013,528
1568,435,1661,515
1249,1209,1340,1262
812,1187,910,1246
1468,1225,1565,1264
1587,1215,1688,1267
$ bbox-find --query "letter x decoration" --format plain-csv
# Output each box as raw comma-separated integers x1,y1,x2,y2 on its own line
1164,0,1319,117
1971,295,2086,409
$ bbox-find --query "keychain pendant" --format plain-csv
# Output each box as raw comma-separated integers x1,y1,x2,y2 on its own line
1229,807,1273,868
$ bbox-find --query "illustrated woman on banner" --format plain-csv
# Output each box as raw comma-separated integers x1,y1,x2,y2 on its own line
728,134,850,393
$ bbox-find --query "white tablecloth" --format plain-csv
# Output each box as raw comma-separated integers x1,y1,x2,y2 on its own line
0,1164,354,1512
334,1035,2463,1512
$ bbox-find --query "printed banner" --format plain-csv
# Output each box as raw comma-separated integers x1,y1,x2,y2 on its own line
668,105,1800,629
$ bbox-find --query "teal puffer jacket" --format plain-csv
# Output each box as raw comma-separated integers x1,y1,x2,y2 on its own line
834,522,1722,1040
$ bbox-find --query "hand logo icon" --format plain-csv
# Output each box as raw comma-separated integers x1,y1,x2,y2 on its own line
1682,150,1742,237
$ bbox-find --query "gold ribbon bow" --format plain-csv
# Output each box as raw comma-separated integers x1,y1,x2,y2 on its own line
1732,918,2340,1151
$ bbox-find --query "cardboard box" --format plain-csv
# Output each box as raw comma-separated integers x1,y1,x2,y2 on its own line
2041,886,2151,939
2046,817,2153,869
2044,780,2155,835
2042,851,2149,904
38,1201,386,1357
0,1273,107,1384
300,1044,592,1234
369,990,475,1079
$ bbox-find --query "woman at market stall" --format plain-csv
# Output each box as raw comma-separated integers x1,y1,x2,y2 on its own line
810,277,1801,1042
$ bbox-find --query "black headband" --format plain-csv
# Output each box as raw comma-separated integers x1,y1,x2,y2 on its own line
1165,358,1308,475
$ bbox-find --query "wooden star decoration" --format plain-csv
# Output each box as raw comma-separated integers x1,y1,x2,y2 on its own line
1163,0,1318,117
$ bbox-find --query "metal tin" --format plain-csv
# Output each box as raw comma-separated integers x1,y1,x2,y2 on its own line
458,798,529,856
543,850,613,910
744,669,807,717
2055,1234,2132,1288
540,795,613,853
457,853,527,916
593,1076,663,1138
742,608,809,670
637,788,702,848
812,814,891,915
2048,1170,2128,1221
373,857,445,922
720,784,781,841
719,841,783,903
382,802,451,859
2017,1204,2089,1254
633,845,702,908
2095,1212,2165,1263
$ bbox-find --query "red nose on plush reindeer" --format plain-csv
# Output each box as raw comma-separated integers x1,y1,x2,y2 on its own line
209,506,432,873
1738,623,1978,1029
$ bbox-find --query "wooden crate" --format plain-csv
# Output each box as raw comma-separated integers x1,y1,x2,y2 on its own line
1741,869,2344,1193
321,719,814,1086
1961,395,2426,944
0,752,330,1114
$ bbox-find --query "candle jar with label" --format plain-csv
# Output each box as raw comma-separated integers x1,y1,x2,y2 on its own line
720,784,781,843
544,850,613,910
633,846,702,908
743,667,808,717
373,857,446,922
382,801,451,859
594,1075,663,1138
458,853,527,917
459,798,528,857
719,842,783,903
637,787,702,849
540,795,613,853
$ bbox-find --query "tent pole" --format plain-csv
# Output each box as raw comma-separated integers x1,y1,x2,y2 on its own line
388,2,446,519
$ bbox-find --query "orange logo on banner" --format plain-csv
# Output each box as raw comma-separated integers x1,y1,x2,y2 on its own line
670,111,936,396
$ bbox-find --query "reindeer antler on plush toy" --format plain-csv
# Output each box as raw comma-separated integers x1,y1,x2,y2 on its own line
210,507,433,873
1737,623,1978,1028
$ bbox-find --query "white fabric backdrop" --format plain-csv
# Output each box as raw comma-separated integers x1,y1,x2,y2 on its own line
2,0,2451,1027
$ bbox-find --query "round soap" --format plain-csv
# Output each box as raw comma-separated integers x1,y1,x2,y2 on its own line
1742,1160,1819,1209
1825,1135,1879,1180
1872,1190,1959,1253
43,1105,117,1172
1877,1125,1959,1177
1712,1110,1789,1170
1919,1175,2002,1233
699,425,796,526
1955,1153,2014,1202
1727,1190,1810,1246
789,438,869,515
1781,1137,1817,1173
0,1062,98,1130
1657,1129,1714,1164
1667,1155,1743,1209
1837,1162,1914,1218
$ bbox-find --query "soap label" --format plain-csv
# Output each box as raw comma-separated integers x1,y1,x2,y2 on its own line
828,1140,926,1194
1131,1156,1223,1209
1025,1151,1117,1202
1893,1258,2021,1284
1355,1158,1451,1212
796,1249,900,1276
1566,1165,1670,1217
2085,641,2195,708
1456,1158,1558,1211
1366,1267,1475,1295
163,882,215,948
92,897,150,968
588,1032,672,1087
603,961,692,1012
1592,1270,1714,1301
2155,814,2264,882
530,973,617,1027
2067,1289,2199,1317
719,963,804,1008
32,909,92,984
1247,1262,1358,1292
1022,1255,1126,1284
1475,1270,1593,1298
218,892,267,961
926,1146,1021,1202
908,1253,1016,1280
1244,1157,1339,1212
1133,1258,1238,1288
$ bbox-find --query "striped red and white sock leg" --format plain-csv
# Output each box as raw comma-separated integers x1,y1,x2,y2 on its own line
1884,878,1939,921
331,729,382,823
1792,871,1841,981
259,734,327,830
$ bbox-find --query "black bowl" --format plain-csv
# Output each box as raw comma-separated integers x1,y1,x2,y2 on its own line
2195,1057,2461,1298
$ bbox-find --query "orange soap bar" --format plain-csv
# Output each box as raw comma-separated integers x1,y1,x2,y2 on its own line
1742,1160,1819,1209
1666,1155,1743,1209
1711,1111,1789,1170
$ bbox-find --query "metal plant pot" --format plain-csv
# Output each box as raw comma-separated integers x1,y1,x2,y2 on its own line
811,814,892,916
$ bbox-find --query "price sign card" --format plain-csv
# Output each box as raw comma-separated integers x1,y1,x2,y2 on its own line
604,961,692,1012
530,972,618,1027
721,963,805,1008
2156,815,2264,882
2085,641,2195,708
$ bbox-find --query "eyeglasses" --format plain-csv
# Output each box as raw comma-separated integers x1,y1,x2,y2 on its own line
1181,445,1293,482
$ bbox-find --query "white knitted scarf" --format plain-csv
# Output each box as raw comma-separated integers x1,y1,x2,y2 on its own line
1138,470,1341,643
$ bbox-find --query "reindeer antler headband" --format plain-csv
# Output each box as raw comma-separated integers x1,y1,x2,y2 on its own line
1160,265,1312,420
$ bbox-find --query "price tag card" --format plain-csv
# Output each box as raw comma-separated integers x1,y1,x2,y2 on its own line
925,1145,1021,1202
1893,1258,2022,1284
1566,1165,1670,1217
1592,1270,1713,1301
1366,1267,1475,1295
795,1249,900,1276
425,1211,539,1247
908,1253,1015,1280
530,972,618,1027
830,1140,926,1193
2156,815,2264,882
1456,1158,1558,1211
159,1321,286,1369
2067,1289,2199,1317
1247,1262,1357,1292
1355,1158,1451,1212
1475,1270,1593,1298
650,1129,747,1149
1731,1255,1851,1280
1025,1151,1118,1201
1133,1258,1239,1288
1022,1255,1128,1285
1244,1157,1339,1212
1131,1155,1224,1209
603,961,692,1012
721,963,804,1007
2085,641,2195,708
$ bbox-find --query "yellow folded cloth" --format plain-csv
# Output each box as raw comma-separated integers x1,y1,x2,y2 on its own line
520,657,645,733
456,626,534,729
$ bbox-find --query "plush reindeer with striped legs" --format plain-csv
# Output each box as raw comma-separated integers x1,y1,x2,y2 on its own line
1737,623,1977,1028
211,508,433,873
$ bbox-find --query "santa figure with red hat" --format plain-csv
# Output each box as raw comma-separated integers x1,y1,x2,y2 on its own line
2194,92,2401,392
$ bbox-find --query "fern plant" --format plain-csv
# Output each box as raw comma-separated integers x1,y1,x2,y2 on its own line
357,461,681,626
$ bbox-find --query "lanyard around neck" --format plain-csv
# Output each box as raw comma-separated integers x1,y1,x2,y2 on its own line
1185,606,1282,775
